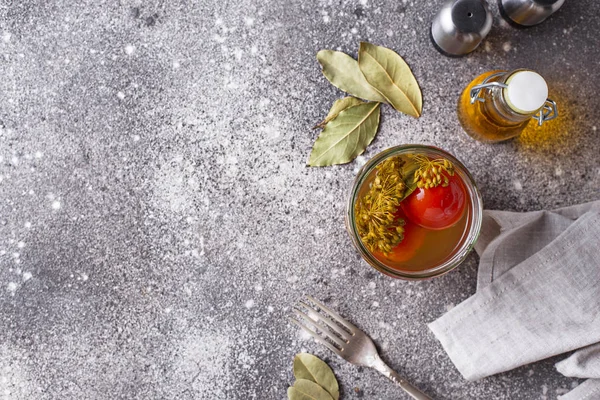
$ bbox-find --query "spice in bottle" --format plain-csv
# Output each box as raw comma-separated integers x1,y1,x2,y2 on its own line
457,69,558,143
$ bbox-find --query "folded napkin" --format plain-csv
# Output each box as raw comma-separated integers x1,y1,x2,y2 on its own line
556,343,600,379
555,343,600,400
428,201,600,399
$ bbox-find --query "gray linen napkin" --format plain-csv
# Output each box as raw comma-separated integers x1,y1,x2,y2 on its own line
555,343,600,400
557,343,600,379
428,201,600,398
556,379,600,400
474,201,599,292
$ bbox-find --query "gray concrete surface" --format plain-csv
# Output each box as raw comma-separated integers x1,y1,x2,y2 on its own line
1,0,599,399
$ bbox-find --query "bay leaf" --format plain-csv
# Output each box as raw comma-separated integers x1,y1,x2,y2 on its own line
287,379,335,400
293,353,339,400
308,102,380,167
313,97,365,129
358,42,422,118
399,160,420,201
316,50,388,103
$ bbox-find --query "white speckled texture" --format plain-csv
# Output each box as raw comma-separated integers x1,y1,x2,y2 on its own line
1,1,598,399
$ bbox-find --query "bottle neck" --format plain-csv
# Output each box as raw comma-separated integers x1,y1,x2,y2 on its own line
483,71,540,126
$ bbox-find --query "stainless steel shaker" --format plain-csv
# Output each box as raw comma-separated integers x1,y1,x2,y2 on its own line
498,0,566,27
431,0,493,57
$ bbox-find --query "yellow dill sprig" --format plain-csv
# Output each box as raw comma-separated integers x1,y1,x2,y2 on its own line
411,156,455,189
355,156,407,254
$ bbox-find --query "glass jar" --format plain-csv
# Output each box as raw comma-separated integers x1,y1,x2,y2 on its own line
457,69,558,143
345,145,483,280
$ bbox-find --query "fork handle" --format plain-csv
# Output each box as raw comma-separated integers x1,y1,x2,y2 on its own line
372,358,433,400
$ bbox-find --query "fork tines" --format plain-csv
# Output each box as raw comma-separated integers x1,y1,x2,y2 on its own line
290,295,356,356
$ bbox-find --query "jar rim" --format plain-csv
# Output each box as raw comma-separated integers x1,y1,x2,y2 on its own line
346,144,483,280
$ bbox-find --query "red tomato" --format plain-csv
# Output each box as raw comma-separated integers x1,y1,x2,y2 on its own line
401,174,467,230
375,210,426,263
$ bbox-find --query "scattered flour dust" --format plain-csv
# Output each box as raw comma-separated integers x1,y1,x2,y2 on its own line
7,282,18,294
298,328,313,341
556,387,570,395
174,331,233,399
152,157,202,213
513,180,523,191
0,344,35,400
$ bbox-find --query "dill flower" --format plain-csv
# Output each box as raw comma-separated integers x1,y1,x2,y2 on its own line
412,156,455,189
355,156,407,254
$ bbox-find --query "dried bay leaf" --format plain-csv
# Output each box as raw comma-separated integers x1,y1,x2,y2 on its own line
358,42,422,118
317,50,387,103
293,353,339,400
399,160,421,201
287,379,335,400
308,102,380,167
313,97,365,129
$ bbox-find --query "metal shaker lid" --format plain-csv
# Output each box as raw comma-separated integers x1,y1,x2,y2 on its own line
498,0,566,27
431,0,493,57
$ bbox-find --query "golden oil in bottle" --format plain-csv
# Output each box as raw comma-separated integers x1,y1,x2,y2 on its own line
457,69,558,143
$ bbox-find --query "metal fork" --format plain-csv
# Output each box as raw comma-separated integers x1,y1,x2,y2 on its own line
291,295,433,400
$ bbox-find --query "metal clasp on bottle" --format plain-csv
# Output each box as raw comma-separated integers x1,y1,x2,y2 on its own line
469,71,558,126
532,99,558,126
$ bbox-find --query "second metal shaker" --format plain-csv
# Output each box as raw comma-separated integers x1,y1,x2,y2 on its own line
498,0,566,27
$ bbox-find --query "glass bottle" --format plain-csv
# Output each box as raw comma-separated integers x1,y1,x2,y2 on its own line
457,69,558,143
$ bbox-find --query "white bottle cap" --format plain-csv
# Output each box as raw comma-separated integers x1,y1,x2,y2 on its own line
504,70,548,114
